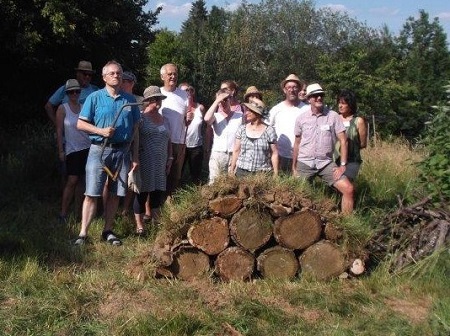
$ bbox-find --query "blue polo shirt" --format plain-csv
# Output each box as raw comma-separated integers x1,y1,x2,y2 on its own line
79,88,140,143
49,84,99,105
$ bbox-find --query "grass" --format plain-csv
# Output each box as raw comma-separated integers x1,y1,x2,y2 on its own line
0,125,449,335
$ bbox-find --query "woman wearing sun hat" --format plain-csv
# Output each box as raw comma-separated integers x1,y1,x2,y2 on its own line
56,79,91,222
243,86,263,103
132,86,172,234
229,101,279,177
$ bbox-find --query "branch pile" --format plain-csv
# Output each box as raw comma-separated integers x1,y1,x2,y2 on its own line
367,197,450,271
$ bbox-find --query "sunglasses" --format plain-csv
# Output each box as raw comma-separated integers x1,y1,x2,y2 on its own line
144,97,163,104
67,90,81,95
310,93,324,99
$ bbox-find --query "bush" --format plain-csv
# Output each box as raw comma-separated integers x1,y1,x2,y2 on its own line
417,82,450,206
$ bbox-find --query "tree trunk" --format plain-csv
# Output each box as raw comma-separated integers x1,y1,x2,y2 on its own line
299,240,346,280
209,195,242,217
273,209,322,250
215,246,255,281
229,207,273,252
187,217,230,255
257,246,298,280
171,245,211,280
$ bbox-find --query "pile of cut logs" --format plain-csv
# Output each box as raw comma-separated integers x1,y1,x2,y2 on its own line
152,184,365,281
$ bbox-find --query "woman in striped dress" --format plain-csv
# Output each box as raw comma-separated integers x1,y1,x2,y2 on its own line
133,86,172,235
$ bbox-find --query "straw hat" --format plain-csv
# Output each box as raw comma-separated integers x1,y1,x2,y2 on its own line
306,83,325,98
74,60,95,73
243,86,262,101
280,74,301,89
143,86,167,101
65,79,80,91
243,101,266,116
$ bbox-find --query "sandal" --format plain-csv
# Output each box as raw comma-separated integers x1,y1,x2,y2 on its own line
135,228,147,237
101,230,122,246
73,236,87,246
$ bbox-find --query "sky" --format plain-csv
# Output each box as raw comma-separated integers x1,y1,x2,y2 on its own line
146,0,450,40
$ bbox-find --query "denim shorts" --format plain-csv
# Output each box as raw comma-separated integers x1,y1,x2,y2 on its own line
84,144,130,197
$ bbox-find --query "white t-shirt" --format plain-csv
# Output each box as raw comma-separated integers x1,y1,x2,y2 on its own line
185,105,204,148
211,111,243,153
269,101,305,158
159,87,189,144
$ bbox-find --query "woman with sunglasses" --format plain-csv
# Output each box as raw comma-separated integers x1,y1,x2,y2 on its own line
132,86,172,235
56,79,91,223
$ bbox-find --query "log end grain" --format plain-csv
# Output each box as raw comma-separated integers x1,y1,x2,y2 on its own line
171,246,211,281
187,217,230,255
299,240,346,280
215,247,255,281
257,246,298,280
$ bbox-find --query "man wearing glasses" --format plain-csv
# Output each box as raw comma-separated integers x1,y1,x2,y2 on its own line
45,60,99,126
292,83,354,214
74,60,141,246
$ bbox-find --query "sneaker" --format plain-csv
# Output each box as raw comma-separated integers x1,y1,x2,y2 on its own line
73,236,87,246
101,230,122,246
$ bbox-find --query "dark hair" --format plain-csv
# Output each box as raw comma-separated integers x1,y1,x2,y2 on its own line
337,89,357,114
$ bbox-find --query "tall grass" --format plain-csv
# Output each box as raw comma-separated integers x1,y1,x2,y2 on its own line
1,125,448,335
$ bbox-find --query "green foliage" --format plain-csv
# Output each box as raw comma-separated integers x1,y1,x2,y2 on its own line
417,83,450,205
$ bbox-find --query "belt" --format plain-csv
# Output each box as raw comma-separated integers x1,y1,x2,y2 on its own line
92,141,129,148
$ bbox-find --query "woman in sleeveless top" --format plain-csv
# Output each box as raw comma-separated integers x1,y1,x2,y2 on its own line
56,79,91,222
334,89,368,181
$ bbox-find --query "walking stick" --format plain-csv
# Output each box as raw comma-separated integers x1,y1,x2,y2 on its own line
100,102,143,181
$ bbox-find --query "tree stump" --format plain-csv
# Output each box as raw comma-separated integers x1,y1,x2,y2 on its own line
299,240,346,280
171,245,211,280
187,217,230,255
215,246,255,281
209,195,242,217
256,246,299,280
273,209,322,250
229,207,273,252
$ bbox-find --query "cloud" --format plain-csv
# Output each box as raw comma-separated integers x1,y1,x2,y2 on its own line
436,12,450,21
156,2,192,19
320,3,355,15
369,7,400,16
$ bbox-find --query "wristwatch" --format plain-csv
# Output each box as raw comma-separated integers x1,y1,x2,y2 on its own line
340,162,347,166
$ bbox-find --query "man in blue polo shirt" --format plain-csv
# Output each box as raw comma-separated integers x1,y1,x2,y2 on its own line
44,60,99,126
74,60,141,246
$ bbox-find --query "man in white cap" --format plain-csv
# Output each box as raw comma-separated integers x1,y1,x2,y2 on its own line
292,83,354,214
268,74,307,174
44,60,99,126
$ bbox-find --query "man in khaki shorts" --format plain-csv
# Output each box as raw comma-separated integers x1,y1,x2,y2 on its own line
292,83,354,214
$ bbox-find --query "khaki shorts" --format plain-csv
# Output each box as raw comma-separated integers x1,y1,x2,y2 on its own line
296,161,344,186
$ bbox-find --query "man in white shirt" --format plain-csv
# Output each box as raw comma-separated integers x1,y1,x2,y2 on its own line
268,74,306,174
159,63,192,195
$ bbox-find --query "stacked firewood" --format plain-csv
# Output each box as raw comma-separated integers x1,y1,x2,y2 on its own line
367,197,450,271
152,181,366,281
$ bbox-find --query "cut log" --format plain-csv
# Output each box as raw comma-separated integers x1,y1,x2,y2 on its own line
299,240,346,280
187,217,230,255
215,246,255,281
171,245,211,280
256,246,299,280
209,195,243,217
273,209,322,250
324,222,343,242
229,207,273,252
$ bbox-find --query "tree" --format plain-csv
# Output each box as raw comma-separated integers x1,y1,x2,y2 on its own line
397,10,450,134
145,30,181,86
1,0,160,124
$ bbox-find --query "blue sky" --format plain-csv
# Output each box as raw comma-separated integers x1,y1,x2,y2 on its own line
146,0,450,40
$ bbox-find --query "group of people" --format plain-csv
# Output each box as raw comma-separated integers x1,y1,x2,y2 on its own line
46,60,367,246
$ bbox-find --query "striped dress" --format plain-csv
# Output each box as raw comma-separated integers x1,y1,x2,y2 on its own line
138,114,171,192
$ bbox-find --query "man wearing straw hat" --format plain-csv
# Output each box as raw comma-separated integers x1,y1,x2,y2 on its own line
292,83,354,214
45,60,99,126
268,74,307,174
